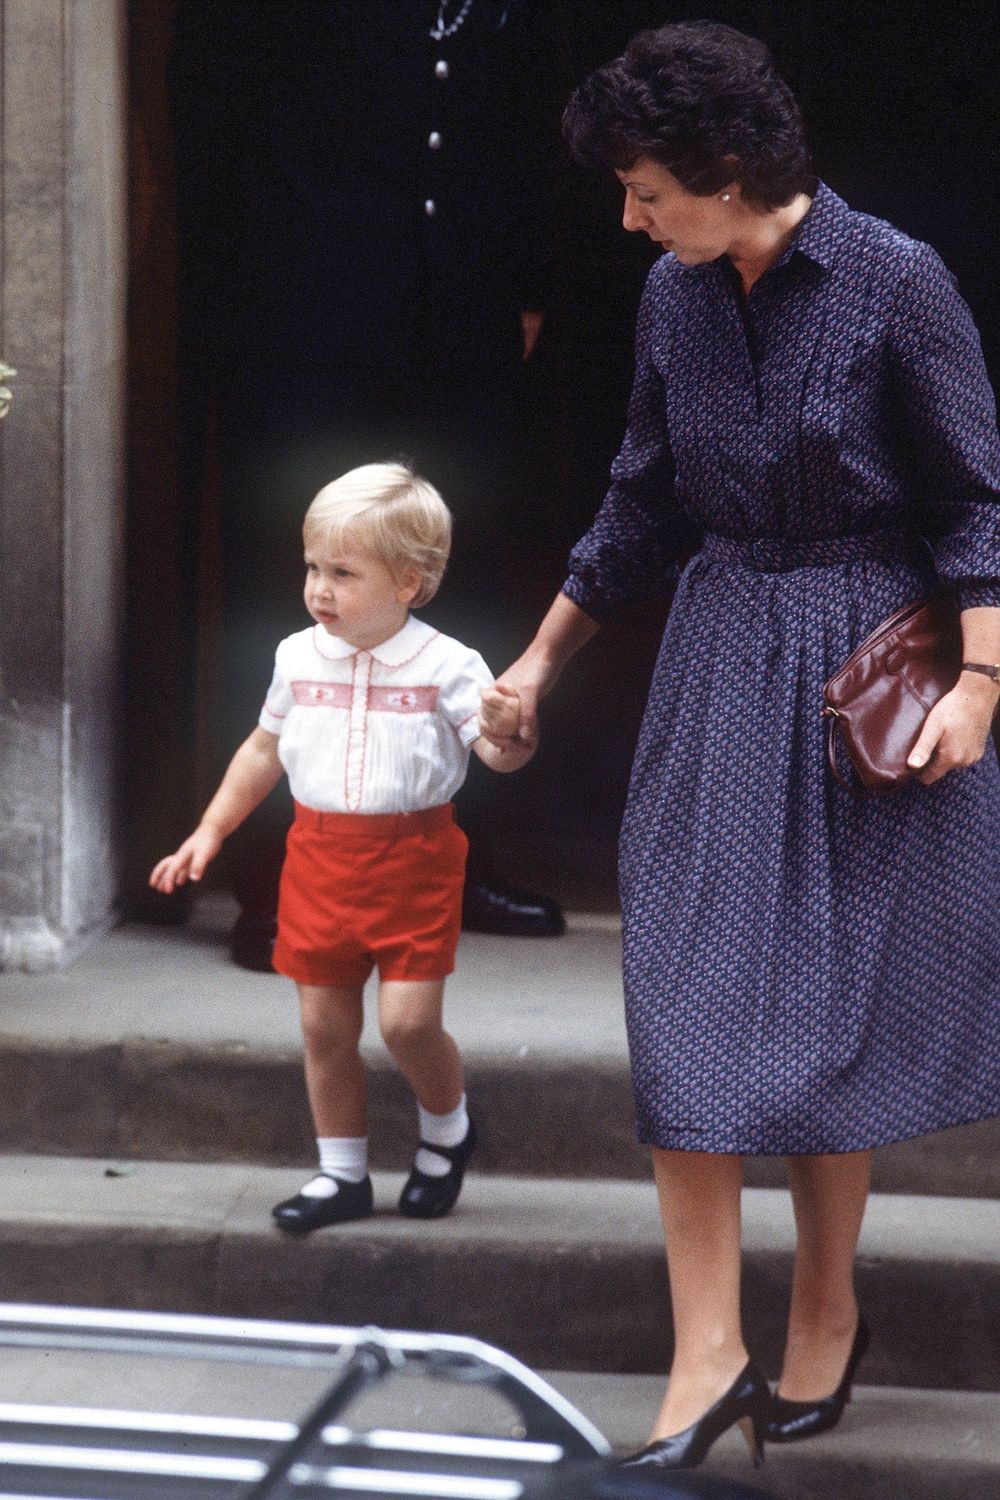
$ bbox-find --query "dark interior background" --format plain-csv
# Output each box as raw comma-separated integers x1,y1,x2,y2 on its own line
125,0,1000,909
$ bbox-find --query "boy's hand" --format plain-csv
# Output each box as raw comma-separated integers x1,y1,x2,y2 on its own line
474,684,536,772
479,683,522,746
149,825,223,894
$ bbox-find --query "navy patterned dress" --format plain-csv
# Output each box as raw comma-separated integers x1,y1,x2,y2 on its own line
564,183,1000,1155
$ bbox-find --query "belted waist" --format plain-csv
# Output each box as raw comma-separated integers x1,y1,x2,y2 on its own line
699,528,914,572
292,801,456,837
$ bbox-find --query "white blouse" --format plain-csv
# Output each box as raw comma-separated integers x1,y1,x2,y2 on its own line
259,615,493,814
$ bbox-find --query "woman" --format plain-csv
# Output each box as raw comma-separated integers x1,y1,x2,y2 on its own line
491,20,1000,1472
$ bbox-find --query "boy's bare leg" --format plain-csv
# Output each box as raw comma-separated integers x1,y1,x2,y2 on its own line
377,979,463,1113
380,978,474,1219
297,982,367,1136
272,982,372,1231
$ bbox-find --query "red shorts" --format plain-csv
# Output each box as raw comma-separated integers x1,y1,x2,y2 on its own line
272,801,468,987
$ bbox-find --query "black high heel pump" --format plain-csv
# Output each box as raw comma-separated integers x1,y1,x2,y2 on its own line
767,1315,870,1443
619,1360,769,1471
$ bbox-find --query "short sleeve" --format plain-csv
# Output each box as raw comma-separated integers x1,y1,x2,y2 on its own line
437,645,495,747
258,640,293,735
562,268,680,622
888,241,1000,609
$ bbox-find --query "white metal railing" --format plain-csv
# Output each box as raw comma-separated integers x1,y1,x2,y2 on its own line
0,1304,609,1499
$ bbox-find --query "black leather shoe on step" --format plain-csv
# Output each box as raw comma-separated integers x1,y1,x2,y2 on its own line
398,1121,477,1219
461,880,565,937
767,1316,870,1443
619,1361,769,1471
230,911,278,972
272,1175,373,1234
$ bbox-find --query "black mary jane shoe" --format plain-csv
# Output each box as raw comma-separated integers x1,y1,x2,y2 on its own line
619,1361,769,1472
767,1315,870,1443
272,1175,373,1234
398,1121,477,1219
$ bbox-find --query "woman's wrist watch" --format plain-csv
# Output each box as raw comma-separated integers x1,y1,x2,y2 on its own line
960,661,1000,685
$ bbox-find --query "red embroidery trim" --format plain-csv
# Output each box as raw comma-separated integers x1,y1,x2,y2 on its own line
307,622,440,668
289,681,439,713
291,681,353,708
371,628,440,669
311,623,356,661
368,685,440,713
345,654,374,813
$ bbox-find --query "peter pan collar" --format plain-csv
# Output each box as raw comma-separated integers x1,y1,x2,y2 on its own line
311,614,437,666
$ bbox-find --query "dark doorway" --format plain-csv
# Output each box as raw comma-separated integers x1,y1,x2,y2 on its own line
124,0,1000,913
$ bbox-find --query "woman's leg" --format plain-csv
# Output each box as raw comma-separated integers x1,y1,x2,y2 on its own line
377,979,464,1113
297,982,367,1136
779,1150,872,1399
648,1147,748,1440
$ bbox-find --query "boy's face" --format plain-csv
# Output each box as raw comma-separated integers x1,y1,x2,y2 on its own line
303,541,419,651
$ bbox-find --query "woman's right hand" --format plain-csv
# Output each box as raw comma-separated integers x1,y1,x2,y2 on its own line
493,648,557,748
149,824,223,894
494,593,602,746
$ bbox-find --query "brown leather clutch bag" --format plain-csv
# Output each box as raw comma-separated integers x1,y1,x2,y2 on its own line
822,595,962,794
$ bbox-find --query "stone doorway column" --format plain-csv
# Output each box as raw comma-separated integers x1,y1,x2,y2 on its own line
0,1,128,969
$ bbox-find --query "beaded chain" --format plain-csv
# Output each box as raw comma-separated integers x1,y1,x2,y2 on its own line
430,0,474,41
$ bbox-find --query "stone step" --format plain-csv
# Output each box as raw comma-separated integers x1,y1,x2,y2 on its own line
0,1154,996,1391
3,897,998,1194
0,1341,998,1500
560,1379,1000,1500
4,1034,999,1196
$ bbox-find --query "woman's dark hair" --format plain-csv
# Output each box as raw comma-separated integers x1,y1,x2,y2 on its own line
562,21,813,209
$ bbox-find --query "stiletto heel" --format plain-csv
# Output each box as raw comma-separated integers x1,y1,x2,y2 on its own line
620,1360,768,1471
767,1315,870,1443
737,1411,766,1468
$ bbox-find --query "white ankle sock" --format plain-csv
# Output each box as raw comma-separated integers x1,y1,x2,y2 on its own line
300,1136,369,1197
415,1096,470,1177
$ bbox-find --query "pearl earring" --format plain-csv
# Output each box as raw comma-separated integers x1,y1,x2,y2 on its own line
721,192,731,203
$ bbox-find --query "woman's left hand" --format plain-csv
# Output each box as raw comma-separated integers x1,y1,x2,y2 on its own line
907,673,1000,784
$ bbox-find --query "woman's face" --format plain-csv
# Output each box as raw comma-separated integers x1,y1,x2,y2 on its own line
615,156,734,264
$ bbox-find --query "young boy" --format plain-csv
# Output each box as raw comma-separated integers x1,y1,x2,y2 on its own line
150,462,531,1230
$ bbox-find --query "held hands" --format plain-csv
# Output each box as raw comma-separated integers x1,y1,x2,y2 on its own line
478,595,598,767
149,824,224,894
475,684,537,772
907,674,1000,784
480,683,523,744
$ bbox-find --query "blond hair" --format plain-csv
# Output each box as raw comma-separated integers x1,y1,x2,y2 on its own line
303,462,452,608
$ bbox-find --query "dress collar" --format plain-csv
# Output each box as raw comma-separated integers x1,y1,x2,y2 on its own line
676,180,847,280
776,180,846,272
311,614,437,666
